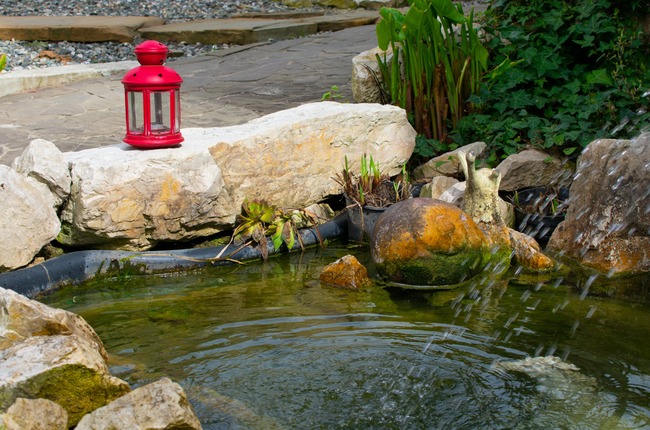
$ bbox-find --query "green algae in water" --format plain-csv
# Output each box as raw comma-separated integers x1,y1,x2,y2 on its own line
42,245,650,429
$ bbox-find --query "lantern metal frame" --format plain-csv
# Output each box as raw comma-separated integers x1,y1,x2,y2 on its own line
122,40,184,149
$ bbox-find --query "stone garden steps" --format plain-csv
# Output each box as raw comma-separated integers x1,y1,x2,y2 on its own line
0,11,379,44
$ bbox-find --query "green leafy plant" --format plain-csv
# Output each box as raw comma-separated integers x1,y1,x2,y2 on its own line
321,85,346,102
0,54,6,72
375,0,488,143
453,0,650,160
335,154,411,207
232,199,318,261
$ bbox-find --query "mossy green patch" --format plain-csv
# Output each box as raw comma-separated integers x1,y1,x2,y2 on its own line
1,364,130,426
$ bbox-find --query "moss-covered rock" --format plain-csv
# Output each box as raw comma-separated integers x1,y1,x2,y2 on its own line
0,335,130,426
370,198,491,285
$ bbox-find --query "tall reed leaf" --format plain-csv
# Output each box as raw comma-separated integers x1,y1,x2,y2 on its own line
376,0,488,146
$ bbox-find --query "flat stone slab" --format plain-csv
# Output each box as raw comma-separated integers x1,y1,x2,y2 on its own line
139,10,379,45
0,16,165,42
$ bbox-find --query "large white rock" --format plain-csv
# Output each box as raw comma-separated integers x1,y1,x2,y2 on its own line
0,334,130,426
495,148,573,191
76,377,202,430
11,138,71,210
1,398,68,430
0,165,61,270
60,102,415,250
0,286,108,361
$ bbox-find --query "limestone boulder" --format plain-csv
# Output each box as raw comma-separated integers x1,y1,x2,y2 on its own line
0,286,108,361
496,148,574,191
548,133,650,275
1,398,68,430
351,46,392,104
0,165,61,271
412,141,486,180
319,254,371,289
11,138,71,210
0,334,130,426
371,198,491,285
419,176,459,199
76,377,202,430
59,102,415,250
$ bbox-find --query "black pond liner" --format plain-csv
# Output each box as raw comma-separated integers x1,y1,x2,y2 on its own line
0,213,348,299
514,187,570,247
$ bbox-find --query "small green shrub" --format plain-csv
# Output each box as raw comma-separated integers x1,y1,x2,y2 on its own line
0,54,6,72
453,0,650,161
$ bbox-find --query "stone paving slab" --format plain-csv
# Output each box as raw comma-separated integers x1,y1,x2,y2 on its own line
0,24,379,165
139,10,379,45
0,16,165,42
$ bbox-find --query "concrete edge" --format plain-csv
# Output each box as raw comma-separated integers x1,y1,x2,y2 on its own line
0,61,138,98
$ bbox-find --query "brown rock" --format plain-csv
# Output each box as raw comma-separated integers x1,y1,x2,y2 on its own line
547,133,649,275
320,255,371,289
371,198,491,285
509,229,554,271
496,149,573,191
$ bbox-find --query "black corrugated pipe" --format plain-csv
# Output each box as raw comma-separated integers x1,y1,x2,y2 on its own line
0,213,348,298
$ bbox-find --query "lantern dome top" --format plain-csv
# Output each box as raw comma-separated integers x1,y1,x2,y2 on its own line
134,40,169,66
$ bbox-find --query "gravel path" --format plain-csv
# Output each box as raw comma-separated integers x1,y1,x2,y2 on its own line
0,0,488,71
0,0,326,71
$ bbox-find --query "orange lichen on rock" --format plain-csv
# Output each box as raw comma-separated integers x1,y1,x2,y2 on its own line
320,254,371,290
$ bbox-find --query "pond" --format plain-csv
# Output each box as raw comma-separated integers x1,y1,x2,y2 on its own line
41,243,650,429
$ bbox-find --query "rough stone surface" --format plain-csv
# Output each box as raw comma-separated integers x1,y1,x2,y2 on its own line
0,334,130,426
412,141,486,180
0,165,61,271
371,198,490,285
11,139,71,210
75,377,202,430
58,102,414,250
1,398,68,430
0,286,108,361
419,176,459,199
548,134,650,275
351,46,392,104
496,149,574,192
0,16,165,42
509,228,554,271
319,254,371,289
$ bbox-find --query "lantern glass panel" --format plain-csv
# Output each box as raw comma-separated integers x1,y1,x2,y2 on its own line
174,89,181,133
150,91,171,134
128,91,144,134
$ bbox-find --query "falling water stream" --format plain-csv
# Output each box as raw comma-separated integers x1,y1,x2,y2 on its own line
42,243,650,429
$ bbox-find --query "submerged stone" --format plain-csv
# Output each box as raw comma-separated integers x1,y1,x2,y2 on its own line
370,198,491,285
320,254,371,289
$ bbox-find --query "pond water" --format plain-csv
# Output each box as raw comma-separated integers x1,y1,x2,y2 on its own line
42,243,650,429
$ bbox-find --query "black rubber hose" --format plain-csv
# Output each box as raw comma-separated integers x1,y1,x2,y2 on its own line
0,213,348,298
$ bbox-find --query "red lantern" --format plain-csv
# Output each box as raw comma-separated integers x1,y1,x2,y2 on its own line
122,40,183,148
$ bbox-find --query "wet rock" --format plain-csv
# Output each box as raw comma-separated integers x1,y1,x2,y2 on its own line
0,286,108,361
11,138,71,210
412,141,486,180
320,254,371,289
0,334,130,426
1,398,68,430
76,377,201,430
0,165,60,271
548,133,650,276
496,149,574,191
509,229,554,271
371,198,490,285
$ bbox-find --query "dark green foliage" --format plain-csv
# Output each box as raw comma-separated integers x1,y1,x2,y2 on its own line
452,0,650,161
